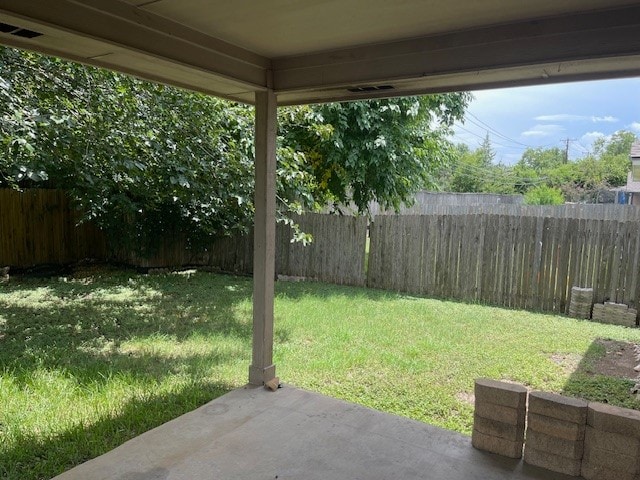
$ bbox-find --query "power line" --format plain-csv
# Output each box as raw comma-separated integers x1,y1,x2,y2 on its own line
453,124,530,151
465,112,535,148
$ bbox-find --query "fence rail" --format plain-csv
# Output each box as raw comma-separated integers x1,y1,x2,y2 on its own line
391,204,640,220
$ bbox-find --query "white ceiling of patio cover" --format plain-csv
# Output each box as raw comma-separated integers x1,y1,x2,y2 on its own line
0,0,639,104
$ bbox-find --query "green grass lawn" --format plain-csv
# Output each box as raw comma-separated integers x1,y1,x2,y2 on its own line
2,269,640,479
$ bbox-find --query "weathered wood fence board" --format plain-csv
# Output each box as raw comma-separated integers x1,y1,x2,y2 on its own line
0,189,106,267
276,213,367,286
0,191,366,286
368,214,640,313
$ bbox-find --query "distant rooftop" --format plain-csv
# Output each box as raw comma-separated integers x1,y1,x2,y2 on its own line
631,141,640,158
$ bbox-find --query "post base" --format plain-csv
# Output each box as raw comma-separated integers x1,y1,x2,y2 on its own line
249,364,276,386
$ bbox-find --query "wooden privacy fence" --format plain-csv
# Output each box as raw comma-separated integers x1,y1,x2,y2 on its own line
129,213,368,286
367,214,640,313
395,203,640,220
4,189,640,313
276,214,367,286
0,189,106,267
0,190,367,286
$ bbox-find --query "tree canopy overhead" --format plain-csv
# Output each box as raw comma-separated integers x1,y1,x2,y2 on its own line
0,46,470,252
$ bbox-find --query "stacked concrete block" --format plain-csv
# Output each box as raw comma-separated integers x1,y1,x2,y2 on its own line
472,378,527,458
591,302,638,327
568,287,593,319
524,391,587,476
582,402,640,480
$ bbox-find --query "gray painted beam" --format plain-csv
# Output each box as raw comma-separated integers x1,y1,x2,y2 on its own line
249,89,277,386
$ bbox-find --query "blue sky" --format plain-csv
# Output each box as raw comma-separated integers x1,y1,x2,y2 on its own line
451,77,640,165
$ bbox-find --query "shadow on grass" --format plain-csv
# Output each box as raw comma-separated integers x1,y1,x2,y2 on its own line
0,271,282,479
1,380,234,480
561,338,640,410
275,279,406,302
0,271,261,387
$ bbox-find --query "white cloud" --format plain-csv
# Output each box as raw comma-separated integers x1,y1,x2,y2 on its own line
580,131,610,151
521,124,564,137
591,116,618,123
534,114,618,123
629,122,640,133
535,114,584,122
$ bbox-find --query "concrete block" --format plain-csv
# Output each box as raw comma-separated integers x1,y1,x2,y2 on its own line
471,429,523,459
585,425,640,456
528,391,587,424
475,402,523,425
527,412,585,441
523,446,581,476
582,461,640,480
525,429,583,460
474,378,527,409
583,441,639,475
473,414,525,442
588,402,640,438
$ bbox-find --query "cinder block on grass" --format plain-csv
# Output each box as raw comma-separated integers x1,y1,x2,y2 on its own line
474,414,525,442
471,429,523,459
474,378,527,409
582,441,639,475
525,429,584,459
527,413,585,441
582,461,640,480
528,391,588,424
523,446,582,477
582,403,640,480
584,426,640,456
587,402,640,438
472,379,527,459
524,392,588,477
474,401,523,425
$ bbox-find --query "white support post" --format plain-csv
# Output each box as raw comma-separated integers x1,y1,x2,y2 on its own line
249,89,277,386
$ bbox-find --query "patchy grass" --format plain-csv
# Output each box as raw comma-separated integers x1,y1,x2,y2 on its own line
2,270,640,479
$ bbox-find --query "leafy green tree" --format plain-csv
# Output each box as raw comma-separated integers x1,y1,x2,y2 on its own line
0,46,471,252
524,185,565,205
447,135,514,193
518,147,564,172
281,94,471,212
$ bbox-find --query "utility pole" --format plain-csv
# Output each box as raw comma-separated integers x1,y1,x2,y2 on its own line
561,138,576,163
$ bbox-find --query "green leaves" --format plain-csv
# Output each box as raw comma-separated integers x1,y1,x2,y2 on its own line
280,94,471,215
0,46,472,253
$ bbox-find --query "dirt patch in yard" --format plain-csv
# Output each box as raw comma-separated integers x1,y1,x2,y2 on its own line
551,339,637,380
589,339,638,380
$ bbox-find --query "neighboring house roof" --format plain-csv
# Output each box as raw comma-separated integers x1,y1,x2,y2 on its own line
631,141,640,159
622,172,640,193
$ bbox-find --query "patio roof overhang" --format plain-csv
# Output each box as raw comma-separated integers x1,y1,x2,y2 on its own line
2,0,639,388
0,0,639,105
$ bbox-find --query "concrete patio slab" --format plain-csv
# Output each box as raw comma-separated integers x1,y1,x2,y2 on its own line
54,385,576,480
